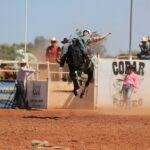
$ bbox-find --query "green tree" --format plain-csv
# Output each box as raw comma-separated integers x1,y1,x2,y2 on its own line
0,36,48,61
0,45,16,60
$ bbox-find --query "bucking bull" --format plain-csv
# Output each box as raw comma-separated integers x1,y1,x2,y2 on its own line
60,29,111,98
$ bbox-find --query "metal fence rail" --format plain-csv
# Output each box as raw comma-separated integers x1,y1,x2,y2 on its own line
0,61,70,81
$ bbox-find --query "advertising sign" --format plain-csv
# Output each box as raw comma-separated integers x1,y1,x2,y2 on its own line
27,81,48,108
95,59,150,108
0,81,16,108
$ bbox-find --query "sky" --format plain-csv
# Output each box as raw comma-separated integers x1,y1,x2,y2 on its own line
0,0,150,55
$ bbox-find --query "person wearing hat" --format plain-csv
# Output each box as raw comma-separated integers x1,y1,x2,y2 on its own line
79,29,111,96
147,36,150,55
14,61,36,109
60,29,111,96
122,65,139,107
60,29,111,62
139,36,148,53
81,29,111,50
138,36,150,59
59,38,70,81
45,37,61,63
60,38,69,57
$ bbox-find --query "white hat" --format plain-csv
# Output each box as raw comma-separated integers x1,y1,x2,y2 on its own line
19,60,27,64
141,36,147,42
83,29,91,35
50,37,58,42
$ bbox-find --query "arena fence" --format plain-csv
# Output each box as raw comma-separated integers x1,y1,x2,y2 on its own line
0,60,95,109
0,61,93,109
1,59,149,109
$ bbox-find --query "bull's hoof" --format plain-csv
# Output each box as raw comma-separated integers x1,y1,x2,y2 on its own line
74,88,81,96
80,91,85,98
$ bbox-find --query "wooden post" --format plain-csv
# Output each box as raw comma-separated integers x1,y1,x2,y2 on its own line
47,62,50,108
36,63,39,81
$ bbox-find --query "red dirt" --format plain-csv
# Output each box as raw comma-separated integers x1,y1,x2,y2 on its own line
0,109,150,150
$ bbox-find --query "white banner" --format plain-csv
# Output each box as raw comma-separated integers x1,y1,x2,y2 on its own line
95,59,150,108
27,81,48,108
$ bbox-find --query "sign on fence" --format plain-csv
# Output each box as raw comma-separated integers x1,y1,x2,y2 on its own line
95,59,150,108
0,80,16,108
27,81,48,108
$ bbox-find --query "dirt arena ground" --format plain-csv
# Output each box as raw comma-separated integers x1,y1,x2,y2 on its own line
1,108,150,150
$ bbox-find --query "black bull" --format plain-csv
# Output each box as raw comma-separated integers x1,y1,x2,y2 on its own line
66,55,94,98
60,41,95,97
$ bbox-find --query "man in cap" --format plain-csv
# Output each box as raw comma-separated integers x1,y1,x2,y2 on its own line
138,36,150,59
14,61,36,109
139,36,148,54
45,37,61,63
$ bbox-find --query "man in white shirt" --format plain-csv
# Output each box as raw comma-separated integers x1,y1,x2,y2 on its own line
15,61,35,109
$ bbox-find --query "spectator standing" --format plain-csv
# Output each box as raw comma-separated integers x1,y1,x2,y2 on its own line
147,36,150,53
138,36,150,59
122,65,139,107
61,38,69,57
45,37,61,63
60,38,70,81
45,37,61,80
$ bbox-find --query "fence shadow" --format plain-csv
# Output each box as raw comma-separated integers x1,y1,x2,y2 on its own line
23,115,66,120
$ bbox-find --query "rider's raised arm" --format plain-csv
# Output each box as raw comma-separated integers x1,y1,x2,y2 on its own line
88,32,111,44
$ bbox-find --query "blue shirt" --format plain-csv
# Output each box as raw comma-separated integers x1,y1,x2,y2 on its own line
81,35,90,45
